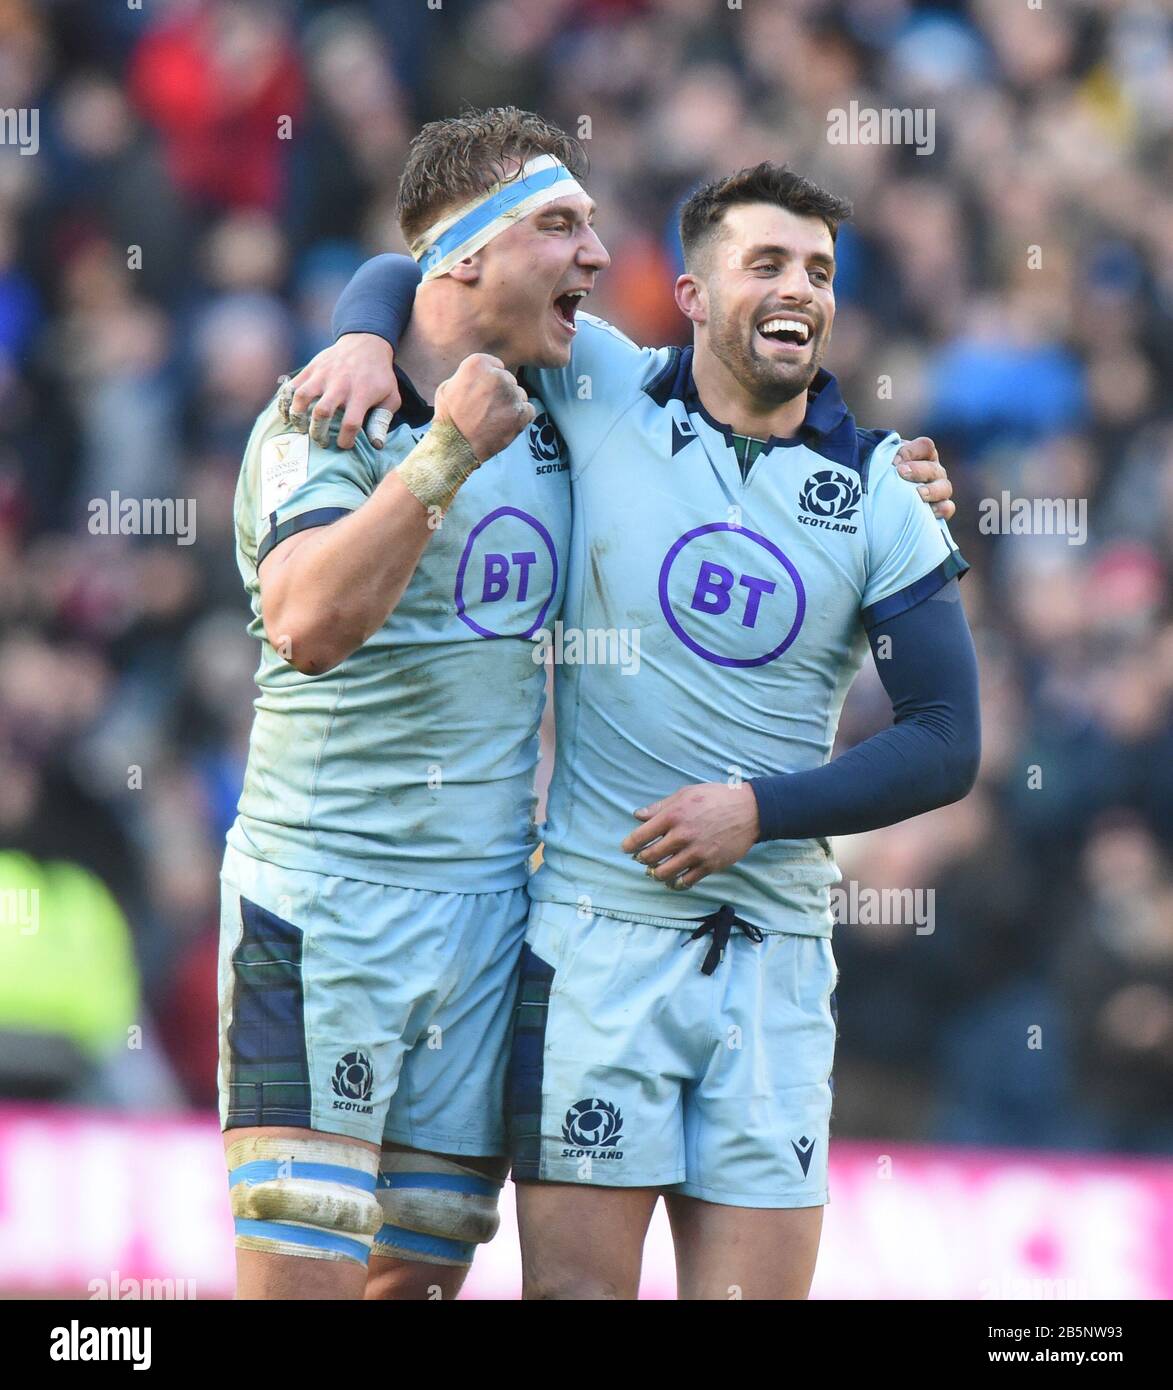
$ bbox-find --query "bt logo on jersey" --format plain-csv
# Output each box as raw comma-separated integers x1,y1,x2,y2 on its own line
691,561,777,628
659,522,806,667
481,550,538,602
455,506,559,639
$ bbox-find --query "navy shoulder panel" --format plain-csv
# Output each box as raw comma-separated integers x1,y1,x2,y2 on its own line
644,346,690,407
857,427,897,478
805,416,880,489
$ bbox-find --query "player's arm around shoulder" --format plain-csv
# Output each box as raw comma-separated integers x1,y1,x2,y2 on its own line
283,250,422,450
885,432,955,520
258,356,533,675
859,430,967,622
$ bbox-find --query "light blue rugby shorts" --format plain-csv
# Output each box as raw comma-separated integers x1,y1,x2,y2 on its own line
218,842,528,1154
507,898,840,1207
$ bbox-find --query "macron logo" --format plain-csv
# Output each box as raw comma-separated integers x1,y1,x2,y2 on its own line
672,417,697,456
791,1135,815,1178
49,1321,152,1371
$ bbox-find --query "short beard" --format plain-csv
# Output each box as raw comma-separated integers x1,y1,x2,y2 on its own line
706,293,825,408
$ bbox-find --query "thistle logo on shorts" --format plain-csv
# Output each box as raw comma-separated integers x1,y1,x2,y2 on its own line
560,1097,624,1159
331,1049,375,1115
791,1134,815,1178
797,469,861,534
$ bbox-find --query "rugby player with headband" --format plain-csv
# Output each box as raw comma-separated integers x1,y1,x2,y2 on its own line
219,110,609,1301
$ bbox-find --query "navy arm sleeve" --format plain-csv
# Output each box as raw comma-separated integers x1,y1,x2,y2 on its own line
749,580,980,840
331,253,421,346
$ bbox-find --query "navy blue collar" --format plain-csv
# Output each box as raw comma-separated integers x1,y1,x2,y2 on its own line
394,365,537,432
391,365,433,429
646,347,865,476
395,365,536,431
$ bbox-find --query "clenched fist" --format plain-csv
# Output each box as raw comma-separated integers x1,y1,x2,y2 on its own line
434,354,535,463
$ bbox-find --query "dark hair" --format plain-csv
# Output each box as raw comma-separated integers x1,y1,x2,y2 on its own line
679,163,853,268
396,106,588,245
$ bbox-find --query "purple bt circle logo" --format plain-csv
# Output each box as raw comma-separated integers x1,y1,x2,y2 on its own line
455,506,558,639
658,522,805,667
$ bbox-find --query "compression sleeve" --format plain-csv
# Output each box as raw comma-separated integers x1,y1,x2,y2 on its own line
749,580,980,840
332,253,421,346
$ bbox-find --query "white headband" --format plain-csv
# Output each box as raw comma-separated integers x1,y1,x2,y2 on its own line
409,154,586,283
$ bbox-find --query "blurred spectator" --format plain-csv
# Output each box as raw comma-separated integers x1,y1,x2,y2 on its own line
1056,816,1173,1155
128,1,303,213
0,849,183,1110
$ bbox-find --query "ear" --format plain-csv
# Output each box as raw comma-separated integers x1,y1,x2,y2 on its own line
675,273,707,326
447,256,481,286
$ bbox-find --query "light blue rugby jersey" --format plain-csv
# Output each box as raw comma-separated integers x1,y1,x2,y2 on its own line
530,314,968,935
227,371,570,892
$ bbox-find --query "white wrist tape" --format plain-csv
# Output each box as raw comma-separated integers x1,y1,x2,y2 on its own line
395,418,479,511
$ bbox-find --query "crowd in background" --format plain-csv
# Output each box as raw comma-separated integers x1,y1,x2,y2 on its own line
0,0,1170,1153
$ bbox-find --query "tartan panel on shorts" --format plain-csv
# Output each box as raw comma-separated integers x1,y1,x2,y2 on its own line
829,985,839,1100
225,895,312,1129
506,943,556,1179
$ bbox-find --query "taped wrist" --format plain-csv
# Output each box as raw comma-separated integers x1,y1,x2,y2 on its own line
394,418,478,511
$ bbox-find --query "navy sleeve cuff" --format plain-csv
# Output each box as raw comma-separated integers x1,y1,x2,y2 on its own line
257,507,353,567
861,549,969,631
332,254,422,347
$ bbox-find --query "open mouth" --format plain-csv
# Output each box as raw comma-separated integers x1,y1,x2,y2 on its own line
554,288,589,334
756,315,813,351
